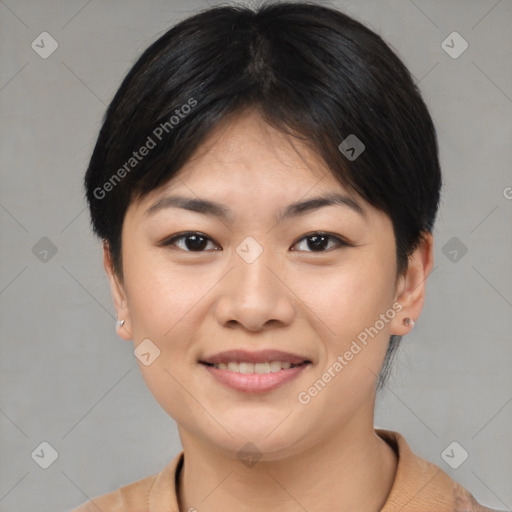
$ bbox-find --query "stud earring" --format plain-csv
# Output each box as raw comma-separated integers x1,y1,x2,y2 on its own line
403,317,415,327
116,319,125,329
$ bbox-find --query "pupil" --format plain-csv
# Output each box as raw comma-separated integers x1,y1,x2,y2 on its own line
308,235,328,251
183,235,328,251
187,235,207,251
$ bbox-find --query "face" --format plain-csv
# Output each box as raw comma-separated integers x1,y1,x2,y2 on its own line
106,110,431,460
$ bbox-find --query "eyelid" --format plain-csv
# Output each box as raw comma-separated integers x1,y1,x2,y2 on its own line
160,231,352,253
160,231,220,251
290,231,352,251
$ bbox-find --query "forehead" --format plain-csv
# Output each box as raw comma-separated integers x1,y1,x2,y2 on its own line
142,110,353,205
122,110,394,251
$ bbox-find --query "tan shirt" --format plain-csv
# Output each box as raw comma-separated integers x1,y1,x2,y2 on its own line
71,429,501,512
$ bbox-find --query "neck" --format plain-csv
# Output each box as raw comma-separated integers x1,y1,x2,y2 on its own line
177,423,397,512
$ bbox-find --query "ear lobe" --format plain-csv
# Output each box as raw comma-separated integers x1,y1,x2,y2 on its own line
103,241,132,340
390,232,434,336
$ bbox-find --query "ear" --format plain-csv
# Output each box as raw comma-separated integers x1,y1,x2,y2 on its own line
390,232,434,336
103,241,132,340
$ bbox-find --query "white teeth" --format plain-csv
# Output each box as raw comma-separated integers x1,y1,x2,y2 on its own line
269,361,283,372
239,362,254,374
254,362,270,374
212,361,296,373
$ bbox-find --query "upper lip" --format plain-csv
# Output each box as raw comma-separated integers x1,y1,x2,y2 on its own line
199,349,311,365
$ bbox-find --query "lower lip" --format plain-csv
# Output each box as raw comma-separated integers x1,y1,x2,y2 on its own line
201,363,309,393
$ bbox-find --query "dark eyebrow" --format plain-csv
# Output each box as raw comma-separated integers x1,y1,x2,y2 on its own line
145,192,365,222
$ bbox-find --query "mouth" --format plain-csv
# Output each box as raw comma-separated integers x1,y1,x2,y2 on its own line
200,360,310,373
198,348,312,373
198,349,312,393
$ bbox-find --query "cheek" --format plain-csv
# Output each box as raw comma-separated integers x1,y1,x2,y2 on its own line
299,250,397,391
121,245,207,411
122,239,209,340
130,281,208,355
297,253,396,339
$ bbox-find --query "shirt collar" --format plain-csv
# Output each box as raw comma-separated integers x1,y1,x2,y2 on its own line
147,429,471,512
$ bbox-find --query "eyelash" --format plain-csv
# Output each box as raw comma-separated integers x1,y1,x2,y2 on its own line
160,231,352,253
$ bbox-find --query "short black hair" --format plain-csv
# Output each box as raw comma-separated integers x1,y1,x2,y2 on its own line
84,1,442,388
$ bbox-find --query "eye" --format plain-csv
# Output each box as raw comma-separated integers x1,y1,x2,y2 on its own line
161,232,220,252
160,231,350,253
291,232,349,252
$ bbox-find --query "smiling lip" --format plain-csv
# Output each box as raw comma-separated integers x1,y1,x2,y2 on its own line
201,362,310,393
199,349,311,366
199,349,312,393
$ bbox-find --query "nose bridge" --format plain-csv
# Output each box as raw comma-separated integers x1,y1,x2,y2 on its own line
215,237,295,330
234,237,281,303
236,242,278,296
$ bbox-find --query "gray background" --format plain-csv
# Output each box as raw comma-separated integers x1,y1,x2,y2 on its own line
0,0,511,510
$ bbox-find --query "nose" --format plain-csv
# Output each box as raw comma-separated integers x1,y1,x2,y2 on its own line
214,246,296,332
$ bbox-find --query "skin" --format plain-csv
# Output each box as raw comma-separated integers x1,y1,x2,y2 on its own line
104,109,434,512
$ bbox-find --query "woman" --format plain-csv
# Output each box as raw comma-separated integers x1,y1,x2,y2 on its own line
72,2,500,511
